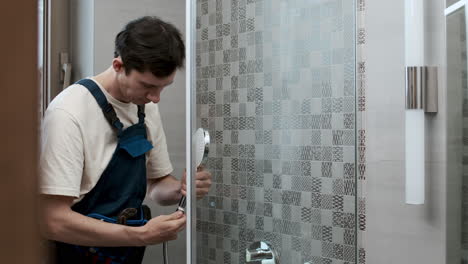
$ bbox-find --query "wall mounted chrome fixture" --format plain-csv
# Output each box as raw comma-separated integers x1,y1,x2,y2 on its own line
406,67,438,113
404,0,438,205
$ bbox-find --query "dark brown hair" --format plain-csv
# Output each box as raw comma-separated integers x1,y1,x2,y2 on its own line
114,16,185,77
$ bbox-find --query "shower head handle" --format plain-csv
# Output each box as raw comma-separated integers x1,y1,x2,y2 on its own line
176,128,210,213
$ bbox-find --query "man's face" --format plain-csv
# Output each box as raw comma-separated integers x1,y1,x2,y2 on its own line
118,67,175,105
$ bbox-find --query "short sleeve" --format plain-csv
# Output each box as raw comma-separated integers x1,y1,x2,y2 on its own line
39,108,84,197
146,106,173,179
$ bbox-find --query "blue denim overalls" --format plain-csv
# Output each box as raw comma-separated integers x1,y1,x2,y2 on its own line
54,79,153,264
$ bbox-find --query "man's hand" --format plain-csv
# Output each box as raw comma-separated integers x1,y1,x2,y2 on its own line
137,211,186,245
180,166,212,199
147,168,212,205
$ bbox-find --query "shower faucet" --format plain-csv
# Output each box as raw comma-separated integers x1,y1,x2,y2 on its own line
246,241,279,264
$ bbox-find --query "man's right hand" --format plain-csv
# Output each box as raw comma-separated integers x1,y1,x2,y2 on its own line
137,211,186,245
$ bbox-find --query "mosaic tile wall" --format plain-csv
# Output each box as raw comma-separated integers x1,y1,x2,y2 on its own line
195,0,358,263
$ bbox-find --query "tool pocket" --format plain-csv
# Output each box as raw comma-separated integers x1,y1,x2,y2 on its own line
87,205,150,226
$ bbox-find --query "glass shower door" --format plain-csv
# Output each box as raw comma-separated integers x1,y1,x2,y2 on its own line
446,2,468,263
190,0,358,263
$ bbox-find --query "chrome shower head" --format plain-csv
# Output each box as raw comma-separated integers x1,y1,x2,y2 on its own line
194,128,210,168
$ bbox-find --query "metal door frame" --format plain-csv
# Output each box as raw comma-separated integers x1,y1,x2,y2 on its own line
185,0,197,263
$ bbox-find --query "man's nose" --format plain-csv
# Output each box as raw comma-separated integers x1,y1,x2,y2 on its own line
147,92,160,103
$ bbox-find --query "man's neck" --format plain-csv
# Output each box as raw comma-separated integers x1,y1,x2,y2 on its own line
93,67,127,103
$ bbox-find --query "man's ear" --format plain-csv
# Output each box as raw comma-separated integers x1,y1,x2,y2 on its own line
112,57,124,73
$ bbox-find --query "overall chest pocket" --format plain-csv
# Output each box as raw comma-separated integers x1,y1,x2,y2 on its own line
119,135,153,158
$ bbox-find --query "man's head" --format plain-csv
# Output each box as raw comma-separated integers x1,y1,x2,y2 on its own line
115,16,185,77
111,16,185,104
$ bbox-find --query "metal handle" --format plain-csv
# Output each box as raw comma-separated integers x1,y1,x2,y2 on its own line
246,241,279,264
60,52,72,90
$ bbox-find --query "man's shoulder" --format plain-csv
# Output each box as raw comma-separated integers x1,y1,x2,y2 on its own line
46,82,98,119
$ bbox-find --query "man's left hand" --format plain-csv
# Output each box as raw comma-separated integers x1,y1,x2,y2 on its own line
181,167,212,199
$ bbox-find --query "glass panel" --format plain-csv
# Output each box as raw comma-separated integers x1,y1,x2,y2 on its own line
446,7,467,264
194,0,357,263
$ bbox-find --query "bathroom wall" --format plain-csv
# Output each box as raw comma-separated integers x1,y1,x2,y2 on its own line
71,1,187,263
364,0,452,263
70,0,94,81
195,0,357,263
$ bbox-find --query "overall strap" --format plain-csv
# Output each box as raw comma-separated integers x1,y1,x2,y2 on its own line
137,105,145,124
76,79,124,133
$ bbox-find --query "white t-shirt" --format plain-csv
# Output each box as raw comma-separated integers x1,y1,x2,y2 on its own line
39,78,173,203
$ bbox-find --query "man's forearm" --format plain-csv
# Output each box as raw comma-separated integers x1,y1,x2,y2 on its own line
147,175,183,206
48,210,146,246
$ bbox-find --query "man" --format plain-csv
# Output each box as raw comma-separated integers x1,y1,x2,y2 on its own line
39,16,211,264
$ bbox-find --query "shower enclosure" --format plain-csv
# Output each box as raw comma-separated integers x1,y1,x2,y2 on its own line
186,0,359,263
38,0,360,263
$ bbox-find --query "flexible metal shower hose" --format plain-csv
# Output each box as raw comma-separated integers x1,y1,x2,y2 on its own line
163,196,186,264
163,241,169,264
